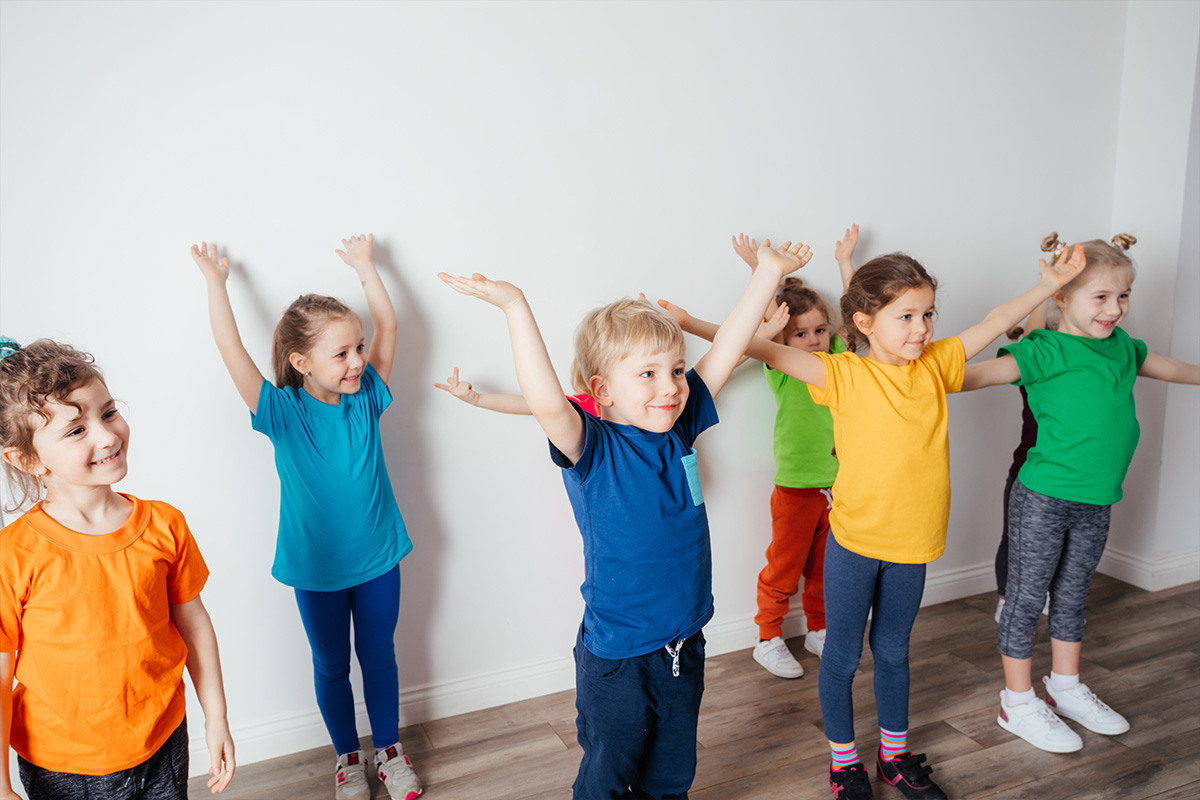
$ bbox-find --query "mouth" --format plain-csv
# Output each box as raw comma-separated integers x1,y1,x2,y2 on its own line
649,404,679,412
343,373,362,383
91,449,122,467
1095,319,1118,329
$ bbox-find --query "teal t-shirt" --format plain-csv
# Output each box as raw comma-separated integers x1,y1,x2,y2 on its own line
251,363,412,591
999,327,1147,505
764,334,846,489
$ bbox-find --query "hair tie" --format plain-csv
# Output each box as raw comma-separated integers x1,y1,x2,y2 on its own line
1111,233,1137,251
1040,232,1063,256
0,337,19,360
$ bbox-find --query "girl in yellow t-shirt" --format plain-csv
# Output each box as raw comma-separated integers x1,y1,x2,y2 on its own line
738,244,1086,800
0,339,234,800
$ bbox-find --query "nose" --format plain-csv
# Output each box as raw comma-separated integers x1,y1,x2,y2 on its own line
659,375,680,395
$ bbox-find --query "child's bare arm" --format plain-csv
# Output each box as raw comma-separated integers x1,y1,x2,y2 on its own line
434,367,533,415
1,652,21,800
961,355,1021,392
694,240,811,397
439,273,584,462
191,243,265,412
170,597,235,794
957,244,1086,360
336,234,399,384
834,224,860,292
732,233,782,317
1138,353,1200,384
659,300,789,366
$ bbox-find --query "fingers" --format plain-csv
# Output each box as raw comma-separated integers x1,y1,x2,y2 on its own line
657,299,673,311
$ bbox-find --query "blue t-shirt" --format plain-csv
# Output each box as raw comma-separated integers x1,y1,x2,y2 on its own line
251,363,412,590
550,370,719,659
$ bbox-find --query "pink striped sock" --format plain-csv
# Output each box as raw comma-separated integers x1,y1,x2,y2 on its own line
879,727,907,761
829,741,859,769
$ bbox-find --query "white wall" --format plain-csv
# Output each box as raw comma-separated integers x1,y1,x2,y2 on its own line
1,0,1195,774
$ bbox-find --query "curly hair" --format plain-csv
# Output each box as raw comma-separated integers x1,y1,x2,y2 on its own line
0,339,107,511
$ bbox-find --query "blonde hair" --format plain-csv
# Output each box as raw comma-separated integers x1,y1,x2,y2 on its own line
570,298,686,397
0,339,107,511
272,294,357,389
1043,231,1138,300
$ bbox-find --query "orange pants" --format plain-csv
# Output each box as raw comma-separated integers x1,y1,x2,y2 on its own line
755,485,830,639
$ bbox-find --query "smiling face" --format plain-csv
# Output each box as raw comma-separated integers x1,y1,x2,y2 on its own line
26,380,129,494
783,307,833,353
290,317,366,404
855,284,936,366
592,347,689,432
1056,267,1133,339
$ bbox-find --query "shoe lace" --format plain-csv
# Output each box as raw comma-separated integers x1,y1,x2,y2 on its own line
765,639,791,660
1075,684,1113,713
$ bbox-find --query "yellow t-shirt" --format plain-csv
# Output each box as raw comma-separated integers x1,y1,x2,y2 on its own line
807,338,965,563
0,495,209,774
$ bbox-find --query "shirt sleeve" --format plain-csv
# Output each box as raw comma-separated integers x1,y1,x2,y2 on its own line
0,544,19,652
1131,334,1149,371
999,332,1047,387
806,351,840,408
360,363,394,418
550,401,601,479
675,370,718,446
250,379,286,438
165,512,211,605
933,337,966,393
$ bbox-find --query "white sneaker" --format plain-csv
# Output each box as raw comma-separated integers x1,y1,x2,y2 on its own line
376,742,423,799
995,596,1005,623
335,751,370,800
1043,677,1129,735
804,628,826,658
997,691,1083,753
753,636,803,678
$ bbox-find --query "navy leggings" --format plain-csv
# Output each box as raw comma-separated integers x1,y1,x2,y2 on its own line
819,535,926,745
294,564,401,753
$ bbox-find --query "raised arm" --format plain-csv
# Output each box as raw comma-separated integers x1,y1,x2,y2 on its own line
191,243,265,412
170,596,235,794
957,244,1087,360
834,224,860,292
1138,353,1200,384
693,240,810,397
733,233,782,317
659,299,789,364
439,274,584,463
433,367,534,415
336,234,398,384
961,354,1022,392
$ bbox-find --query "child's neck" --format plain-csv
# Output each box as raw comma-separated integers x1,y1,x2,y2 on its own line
301,379,342,406
865,346,912,368
40,485,133,535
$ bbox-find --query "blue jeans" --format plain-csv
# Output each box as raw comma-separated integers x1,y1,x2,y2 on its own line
573,626,705,799
818,535,926,745
294,564,401,753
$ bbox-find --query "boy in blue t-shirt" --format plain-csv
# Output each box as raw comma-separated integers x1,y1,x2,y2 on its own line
440,240,808,797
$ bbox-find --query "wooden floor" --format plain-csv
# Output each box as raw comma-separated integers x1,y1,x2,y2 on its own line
194,576,1200,799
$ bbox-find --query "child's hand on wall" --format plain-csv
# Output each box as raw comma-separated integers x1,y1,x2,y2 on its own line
438,273,525,310
834,224,859,269
732,233,759,270
656,299,692,331
756,240,812,277
433,367,482,406
191,242,230,283
336,233,375,273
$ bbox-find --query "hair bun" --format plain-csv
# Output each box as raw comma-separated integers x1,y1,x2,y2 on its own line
1111,233,1137,251
1040,232,1062,253
780,276,808,289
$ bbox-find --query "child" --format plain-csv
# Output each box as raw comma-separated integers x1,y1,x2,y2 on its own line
666,227,861,679
737,244,1087,800
439,238,811,798
191,237,421,800
962,233,1199,755
0,338,235,800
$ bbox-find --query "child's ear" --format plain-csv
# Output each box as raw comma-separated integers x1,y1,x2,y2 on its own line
1053,290,1068,311
588,374,614,407
288,352,309,377
2,446,40,476
852,311,873,337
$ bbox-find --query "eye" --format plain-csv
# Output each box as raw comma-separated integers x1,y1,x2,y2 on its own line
923,312,934,320
673,367,685,376
1119,293,1130,300
900,314,911,321
795,331,807,338
815,327,826,334
335,351,346,359
640,371,654,378
66,426,85,438
357,344,365,353
103,408,120,421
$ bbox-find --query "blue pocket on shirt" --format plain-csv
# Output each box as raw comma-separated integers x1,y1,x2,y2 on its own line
681,448,704,507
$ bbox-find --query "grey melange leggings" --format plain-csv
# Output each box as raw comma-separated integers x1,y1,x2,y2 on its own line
997,479,1112,660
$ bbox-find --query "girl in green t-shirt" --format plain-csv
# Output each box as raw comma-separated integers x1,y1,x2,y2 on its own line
965,233,1200,756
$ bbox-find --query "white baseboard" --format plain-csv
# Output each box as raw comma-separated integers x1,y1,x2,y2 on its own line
190,553,1189,774
1098,545,1200,591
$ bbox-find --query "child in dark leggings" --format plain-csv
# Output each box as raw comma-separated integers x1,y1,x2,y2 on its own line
966,233,1200,754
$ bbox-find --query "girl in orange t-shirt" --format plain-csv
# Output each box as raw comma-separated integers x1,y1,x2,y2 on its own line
0,339,234,800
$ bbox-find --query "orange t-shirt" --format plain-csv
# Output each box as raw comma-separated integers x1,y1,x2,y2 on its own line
0,495,209,774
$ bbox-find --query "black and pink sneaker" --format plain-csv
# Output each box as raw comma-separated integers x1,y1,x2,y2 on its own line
875,749,947,800
829,762,875,799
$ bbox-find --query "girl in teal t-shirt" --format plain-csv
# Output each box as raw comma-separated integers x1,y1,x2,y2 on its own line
965,233,1200,756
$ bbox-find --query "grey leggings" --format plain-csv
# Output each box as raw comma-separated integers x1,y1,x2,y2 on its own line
997,480,1112,660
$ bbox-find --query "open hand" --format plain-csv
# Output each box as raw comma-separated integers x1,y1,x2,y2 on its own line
758,301,790,340
756,240,812,277
433,367,481,406
732,233,759,270
835,224,859,266
191,242,229,283
438,272,525,309
656,298,691,329
204,719,235,793
1041,242,1086,288
335,234,375,272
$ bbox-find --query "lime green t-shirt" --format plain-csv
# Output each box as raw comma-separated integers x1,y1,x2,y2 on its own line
999,326,1147,505
764,335,846,488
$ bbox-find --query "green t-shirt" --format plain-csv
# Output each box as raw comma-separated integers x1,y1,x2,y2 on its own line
998,327,1147,505
764,335,846,488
